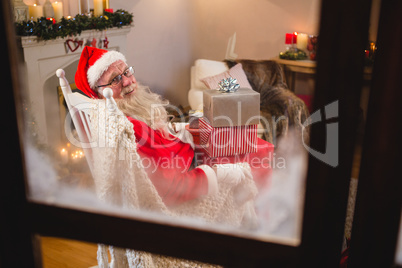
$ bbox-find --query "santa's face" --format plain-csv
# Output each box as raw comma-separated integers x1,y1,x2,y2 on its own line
96,60,137,99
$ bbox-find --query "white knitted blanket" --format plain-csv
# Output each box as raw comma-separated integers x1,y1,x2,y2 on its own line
89,100,258,268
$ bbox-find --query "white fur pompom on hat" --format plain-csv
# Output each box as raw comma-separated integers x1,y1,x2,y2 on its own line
87,50,126,88
75,46,126,99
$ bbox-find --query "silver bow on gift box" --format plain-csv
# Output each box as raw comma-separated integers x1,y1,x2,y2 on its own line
218,77,240,93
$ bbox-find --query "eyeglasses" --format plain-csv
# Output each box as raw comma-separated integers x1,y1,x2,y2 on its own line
96,66,135,88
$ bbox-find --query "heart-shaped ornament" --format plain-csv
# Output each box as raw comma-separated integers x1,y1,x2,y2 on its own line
66,39,80,52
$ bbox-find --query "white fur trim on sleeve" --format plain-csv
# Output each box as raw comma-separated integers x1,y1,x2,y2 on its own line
196,165,218,196
87,50,127,89
173,126,195,149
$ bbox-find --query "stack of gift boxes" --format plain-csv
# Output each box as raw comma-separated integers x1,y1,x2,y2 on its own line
188,86,260,158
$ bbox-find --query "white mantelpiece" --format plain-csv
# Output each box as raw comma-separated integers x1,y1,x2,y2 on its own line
19,26,131,146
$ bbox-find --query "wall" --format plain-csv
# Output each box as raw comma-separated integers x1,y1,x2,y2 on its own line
110,0,194,106
191,0,320,61
191,0,320,97
110,0,321,106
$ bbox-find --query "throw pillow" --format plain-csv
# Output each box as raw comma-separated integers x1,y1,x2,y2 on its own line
201,63,253,90
194,59,229,89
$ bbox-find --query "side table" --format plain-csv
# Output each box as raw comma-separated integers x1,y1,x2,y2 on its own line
273,57,317,92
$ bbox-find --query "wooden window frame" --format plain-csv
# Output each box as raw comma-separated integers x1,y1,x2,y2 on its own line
2,0,400,267
348,1,402,267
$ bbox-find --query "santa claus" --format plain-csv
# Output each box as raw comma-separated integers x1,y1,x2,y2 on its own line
75,47,272,206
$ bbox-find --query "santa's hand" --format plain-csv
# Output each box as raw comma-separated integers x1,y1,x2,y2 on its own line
214,163,252,185
214,163,256,205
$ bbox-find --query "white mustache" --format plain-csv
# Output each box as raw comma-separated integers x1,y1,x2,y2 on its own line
120,84,137,97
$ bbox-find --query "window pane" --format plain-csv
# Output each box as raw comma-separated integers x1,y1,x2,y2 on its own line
14,0,325,249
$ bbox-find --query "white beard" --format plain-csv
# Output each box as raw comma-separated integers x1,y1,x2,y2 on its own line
116,84,171,137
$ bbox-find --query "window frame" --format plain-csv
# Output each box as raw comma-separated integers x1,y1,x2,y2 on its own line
348,1,402,267
2,0,395,266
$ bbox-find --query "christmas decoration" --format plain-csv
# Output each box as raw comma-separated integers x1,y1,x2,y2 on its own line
279,49,307,60
84,38,92,47
218,77,240,93
307,35,318,60
98,38,103,48
364,41,376,66
91,38,97,48
13,0,29,23
15,9,133,41
43,0,54,18
46,17,56,25
103,36,109,48
65,38,83,52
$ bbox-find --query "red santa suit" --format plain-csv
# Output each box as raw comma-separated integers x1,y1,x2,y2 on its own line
127,117,217,206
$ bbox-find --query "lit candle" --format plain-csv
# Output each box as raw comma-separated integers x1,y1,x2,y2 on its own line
60,148,68,164
78,0,90,14
285,33,293,51
103,0,109,9
77,0,81,14
292,32,298,44
94,0,103,16
43,0,54,18
52,1,64,22
296,33,308,51
28,4,44,21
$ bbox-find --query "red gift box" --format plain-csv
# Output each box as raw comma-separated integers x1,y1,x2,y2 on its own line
185,124,200,145
199,117,258,157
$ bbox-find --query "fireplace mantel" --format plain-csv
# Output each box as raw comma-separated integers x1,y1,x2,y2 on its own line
18,26,131,146
19,26,131,48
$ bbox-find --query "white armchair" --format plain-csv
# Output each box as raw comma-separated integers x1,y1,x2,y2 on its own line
188,59,229,110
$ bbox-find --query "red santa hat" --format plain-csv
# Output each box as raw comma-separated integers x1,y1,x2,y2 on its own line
75,46,127,99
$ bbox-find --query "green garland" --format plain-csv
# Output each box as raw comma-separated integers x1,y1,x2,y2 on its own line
15,9,133,41
279,49,308,60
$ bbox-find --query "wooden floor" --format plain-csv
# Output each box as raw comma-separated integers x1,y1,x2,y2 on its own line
40,236,98,268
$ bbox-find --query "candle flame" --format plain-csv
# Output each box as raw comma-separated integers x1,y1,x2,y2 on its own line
69,149,85,160
33,4,37,6
61,148,66,153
